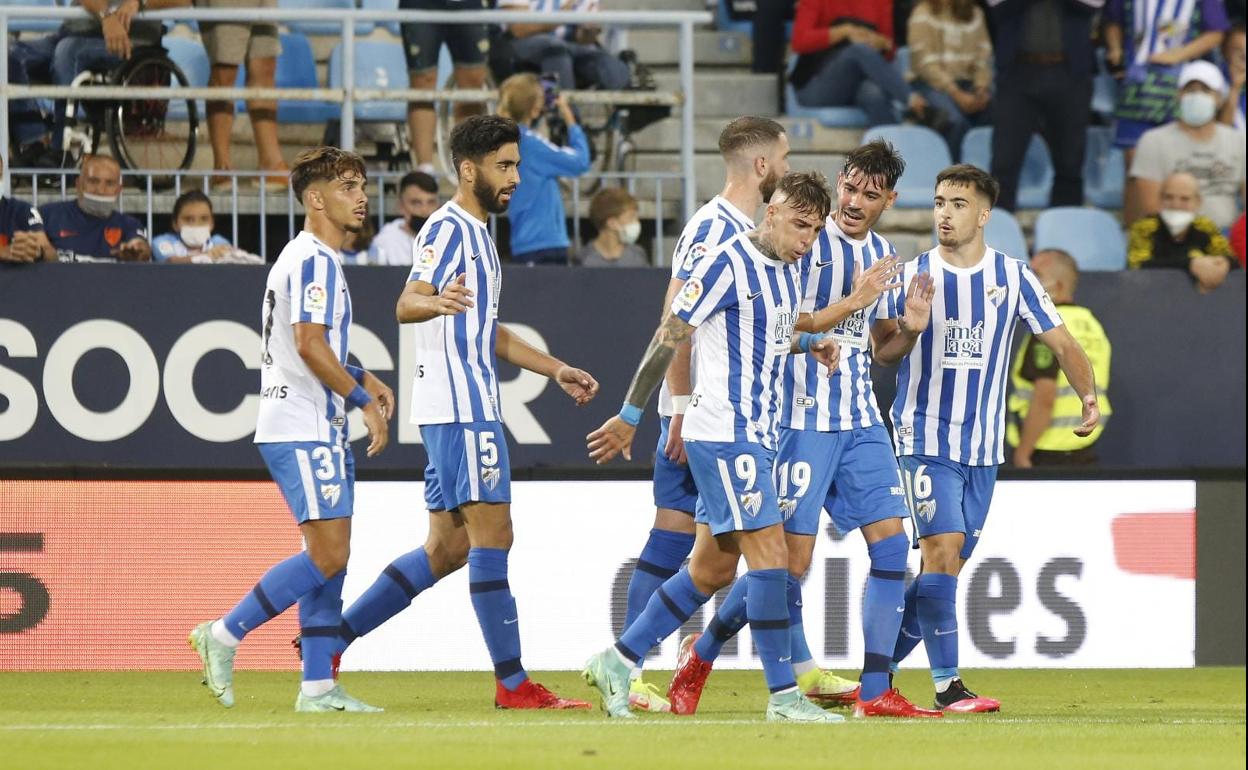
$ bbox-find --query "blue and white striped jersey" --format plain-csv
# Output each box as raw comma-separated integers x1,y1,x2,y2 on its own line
658,195,755,417
407,200,503,426
255,231,353,446
673,232,802,450
891,247,1064,466
783,218,898,433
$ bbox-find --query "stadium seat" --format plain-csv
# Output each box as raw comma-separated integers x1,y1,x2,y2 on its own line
329,40,408,122
984,208,1029,259
715,0,753,34
893,46,910,81
163,37,210,122
1033,207,1127,271
236,33,337,123
2,0,62,33
961,126,1054,209
279,0,373,36
783,56,869,128
361,0,400,36
861,125,951,207
1084,125,1126,209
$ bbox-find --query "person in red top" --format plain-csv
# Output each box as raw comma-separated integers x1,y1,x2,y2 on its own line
1231,212,1246,268
788,0,939,127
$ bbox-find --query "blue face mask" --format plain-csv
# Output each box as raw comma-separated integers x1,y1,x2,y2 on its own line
1179,92,1218,127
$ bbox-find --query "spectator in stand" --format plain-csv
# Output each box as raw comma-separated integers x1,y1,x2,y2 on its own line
986,0,1098,213
40,154,150,262
0,156,56,263
151,190,261,263
906,0,994,157
1218,21,1246,130
496,73,590,265
196,0,289,190
497,0,631,92
575,187,648,267
1007,248,1111,467
789,0,940,128
1130,61,1246,230
1105,0,1228,224
1231,211,1247,266
370,171,441,266
1127,171,1236,292
400,0,489,176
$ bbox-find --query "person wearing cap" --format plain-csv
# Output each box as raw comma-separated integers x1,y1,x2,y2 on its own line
1127,171,1236,293
1129,60,1247,230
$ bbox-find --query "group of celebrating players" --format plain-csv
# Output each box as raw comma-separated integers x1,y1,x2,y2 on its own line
188,112,1100,723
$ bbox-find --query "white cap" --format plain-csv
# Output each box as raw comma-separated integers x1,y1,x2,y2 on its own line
1177,60,1228,98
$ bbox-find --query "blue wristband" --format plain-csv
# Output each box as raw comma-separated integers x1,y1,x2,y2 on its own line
346,384,373,410
344,364,366,384
618,404,643,426
798,332,824,353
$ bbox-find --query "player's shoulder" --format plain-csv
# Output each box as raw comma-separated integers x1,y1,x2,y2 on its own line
0,195,35,219
276,232,337,272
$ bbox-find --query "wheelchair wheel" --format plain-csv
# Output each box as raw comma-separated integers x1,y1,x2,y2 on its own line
106,49,197,186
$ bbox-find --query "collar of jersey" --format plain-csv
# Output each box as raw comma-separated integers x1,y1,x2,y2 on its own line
712,195,756,230
825,215,872,248
930,244,992,275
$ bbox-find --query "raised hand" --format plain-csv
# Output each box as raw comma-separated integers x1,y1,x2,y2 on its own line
587,416,636,464
850,255,903,311
898,271,936,335
556,365,599,406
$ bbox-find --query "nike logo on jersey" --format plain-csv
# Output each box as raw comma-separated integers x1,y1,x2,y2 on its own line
746,290,764,301
470,251,482,261
814,260,835,269
779,656,791,663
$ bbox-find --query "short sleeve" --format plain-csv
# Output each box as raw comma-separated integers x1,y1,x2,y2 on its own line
18,201,43,232
121,214,144,242
292,252,338,327
672,249,737,327
151,234,179,263
672,219,717,281
1016,264,1064,335
1018,335,1060,382
408,219,464,287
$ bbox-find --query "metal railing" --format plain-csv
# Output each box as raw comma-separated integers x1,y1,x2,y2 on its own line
0,5,710,229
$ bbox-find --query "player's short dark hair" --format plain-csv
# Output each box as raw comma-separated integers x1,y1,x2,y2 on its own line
936,163,999,207
842,139,906,191
290,146,367,204
172,189,213,221
450,115,521,171
717,116,786,158
399,170,438,196
775,171,833,220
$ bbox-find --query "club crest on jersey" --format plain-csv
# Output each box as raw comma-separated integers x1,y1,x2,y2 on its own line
320,483,342,507
942,319,985,368
986,285,1006,307
676,278,703,312
303,282,328,314
481,467,501,491
778,497,797,520
915,498,937,522
740,491,763,517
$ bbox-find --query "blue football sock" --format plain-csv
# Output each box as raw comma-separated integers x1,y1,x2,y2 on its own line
891,579,922,672
340,547,438,652
624,529,695,633
786,575,814,668
222,552,326,640
468,547,527,690
861,533,909,700
616,567,710,664
298,570,345,682
916,573,959,684
746,569,796,694
693,576,747,662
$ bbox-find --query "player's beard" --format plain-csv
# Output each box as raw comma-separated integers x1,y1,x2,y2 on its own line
759,166,781,203
474,175,514,215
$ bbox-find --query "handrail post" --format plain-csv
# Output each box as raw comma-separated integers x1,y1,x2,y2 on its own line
341,17,356,151
1,13,11,193
679,18,695,226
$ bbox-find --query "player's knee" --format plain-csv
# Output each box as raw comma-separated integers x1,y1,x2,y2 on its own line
426,535,469,577
787,549,813,579
309,548,349,579
689,561,735,594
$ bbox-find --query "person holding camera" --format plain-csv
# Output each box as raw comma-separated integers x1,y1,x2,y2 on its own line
497,73,590,265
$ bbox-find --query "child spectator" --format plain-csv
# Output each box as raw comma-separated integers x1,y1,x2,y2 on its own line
575,187,648,268
152,190,261,264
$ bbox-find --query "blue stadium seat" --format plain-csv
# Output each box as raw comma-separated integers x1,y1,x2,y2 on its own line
893,46,910,81
984,208,1029,259
961,126,1054,209
1084,125,1126,209
329,40,407,122
163,37,210,122
715,0,753,34
1033,207,1127,271
2,0,62,33
236,33,337,123
784,56,869,128
279,0,373,36
861,125,951,207
361,0,400,36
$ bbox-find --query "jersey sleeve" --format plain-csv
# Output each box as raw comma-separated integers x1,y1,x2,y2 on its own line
1018,335,1060,382
291,251,339,327
151,233,179,263
121,214,144,242
408,219,464,288
672,249,737,327
672,218,721,281
16,200,43,232
1017,264,1064,334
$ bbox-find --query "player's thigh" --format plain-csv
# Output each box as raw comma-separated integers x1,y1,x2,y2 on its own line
784,531,817,577
420,421,511,513
258,440,353,525
653,416,698,528
685,440,783,537
775,428,841,538
827,425,911,539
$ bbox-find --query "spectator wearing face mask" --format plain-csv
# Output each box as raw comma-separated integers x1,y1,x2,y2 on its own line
1128,171,1236,292
39,154,150,262
151,190,260,264
1129,61,1246,230
370,171,441,266
575,187,648,267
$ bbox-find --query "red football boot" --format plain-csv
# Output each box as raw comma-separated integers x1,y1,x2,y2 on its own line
667,633,714,716
495,678,592,710
291,634,341,680
935,678,1001,713
853,688,944,718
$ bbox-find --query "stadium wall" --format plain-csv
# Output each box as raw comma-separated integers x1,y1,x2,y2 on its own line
0,265,1244,471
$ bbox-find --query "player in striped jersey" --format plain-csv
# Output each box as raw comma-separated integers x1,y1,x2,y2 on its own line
334,116,597,711
670,141,943,719
889,165,1100,712
189,148,394,713
583,172,844,723
620,116,790,713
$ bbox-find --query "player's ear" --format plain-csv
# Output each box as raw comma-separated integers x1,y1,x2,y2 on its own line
885,189,898,211
458,159,475,185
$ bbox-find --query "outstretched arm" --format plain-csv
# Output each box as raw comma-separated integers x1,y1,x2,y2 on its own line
1035,325,1100,436
396,275,475,323
797,256,903,334
496,323,598,406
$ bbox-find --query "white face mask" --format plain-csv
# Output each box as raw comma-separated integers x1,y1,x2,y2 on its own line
79,191,117,219
180,224,213,249
1159,208,1196,236
618,220,641,245
1178,92,1218,127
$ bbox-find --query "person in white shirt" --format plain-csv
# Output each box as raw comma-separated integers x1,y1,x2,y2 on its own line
369,170,441,266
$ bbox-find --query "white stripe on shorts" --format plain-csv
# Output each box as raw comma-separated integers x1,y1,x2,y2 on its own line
716,457,744,531
295,448,321,521
464,428,480,501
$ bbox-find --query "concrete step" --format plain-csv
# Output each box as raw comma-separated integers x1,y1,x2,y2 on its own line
626,28,751,67
653,70,777,117
629,115,864,154
630,151,844,201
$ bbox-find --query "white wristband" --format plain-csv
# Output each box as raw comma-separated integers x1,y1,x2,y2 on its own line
671,395,691,415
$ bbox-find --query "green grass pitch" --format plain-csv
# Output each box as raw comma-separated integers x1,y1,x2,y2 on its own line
1,668,1242,770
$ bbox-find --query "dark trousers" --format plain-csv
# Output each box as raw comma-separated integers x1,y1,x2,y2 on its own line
751,0,794,75
990,63,1091,212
